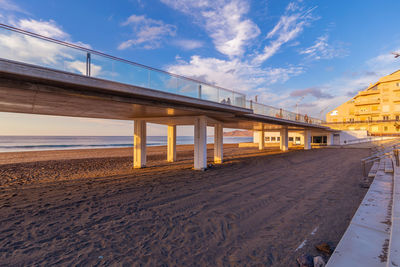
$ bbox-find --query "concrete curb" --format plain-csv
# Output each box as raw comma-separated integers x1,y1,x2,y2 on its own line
387,155,400,267
326,157,393,267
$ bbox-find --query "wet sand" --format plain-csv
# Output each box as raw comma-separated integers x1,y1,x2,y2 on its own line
0,145,369,266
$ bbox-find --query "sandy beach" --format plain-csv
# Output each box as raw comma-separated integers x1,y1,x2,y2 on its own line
0,145,369,266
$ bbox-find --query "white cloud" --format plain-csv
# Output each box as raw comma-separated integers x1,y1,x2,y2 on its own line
65,60,102,76
164,1,315,103
300,34,348,60
366,50,400,73
286,49,400,118
0,31,72,65
0,18,100,76
15,19,69,39
0,0,25,13
163,0,319,110
0,16,92,49
252,3,317,65
160,0,260,58
118,14,176,50
174,39,203,50
166,55,303,94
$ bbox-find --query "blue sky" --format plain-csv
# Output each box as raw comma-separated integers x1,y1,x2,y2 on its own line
1,0,400,135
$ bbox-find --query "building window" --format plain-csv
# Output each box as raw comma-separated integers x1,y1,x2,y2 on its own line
383,105,390,112
312,136,320,143
271,137,276,141
397,82,400,87
295,137,301,141
383,115,389,121
384,126,388,131
266,137,270,141
289,137,294,141
397,115,400,121
277,137,280,141
349,118,355,122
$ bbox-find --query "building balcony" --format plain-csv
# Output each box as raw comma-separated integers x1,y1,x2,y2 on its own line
358,89,380,96
354,110,381,115
354,98,380,105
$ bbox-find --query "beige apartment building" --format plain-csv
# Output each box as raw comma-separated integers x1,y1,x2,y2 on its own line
326,70,400,135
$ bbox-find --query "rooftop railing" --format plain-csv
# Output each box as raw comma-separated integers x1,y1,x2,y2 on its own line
0,23,324,126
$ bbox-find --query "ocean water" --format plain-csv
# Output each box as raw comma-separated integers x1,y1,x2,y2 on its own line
0,136,253,152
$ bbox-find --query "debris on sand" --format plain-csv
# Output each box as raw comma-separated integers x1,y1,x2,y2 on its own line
313,256,325,267
297,254,314,267
296,254,326,267
315,243,332,255
359,178,370,188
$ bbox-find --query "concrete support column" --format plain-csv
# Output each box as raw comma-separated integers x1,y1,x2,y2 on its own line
327,132,333,146
253,131,259,144
304,130,311,150
300,134,305,145
258,130,265,150
194,116,207,170
280,127,289,151
134,120,146,168
214,123,223,164
167,125,176,162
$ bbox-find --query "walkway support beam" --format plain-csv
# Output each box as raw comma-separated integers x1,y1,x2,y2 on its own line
194,116,207,170
134,120,147,168
167,125,176,162
304,130,311,150
280,127,289,151
214,123,223,164
258,130,265,150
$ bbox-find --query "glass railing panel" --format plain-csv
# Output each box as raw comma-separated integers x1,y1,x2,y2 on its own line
245,100,252,109
281,110,289,120
149,70,178,94
0,27,87,75
264,105,279,117
219,89,234,105
252,103,264,115
177,78,199,98
201,84,219,102
90,54,150,88
283,111,296,121
249,101,257,112
233,92,245,108
296,114,305,122
252,103,262,115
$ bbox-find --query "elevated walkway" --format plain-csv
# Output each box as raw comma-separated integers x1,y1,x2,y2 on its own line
0,23,335,170
0,23,327,130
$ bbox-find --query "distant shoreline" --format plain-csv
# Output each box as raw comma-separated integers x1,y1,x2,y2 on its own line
0,135,253,153
223,130,253,137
